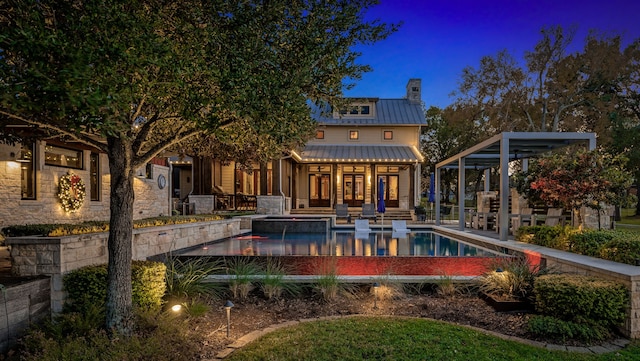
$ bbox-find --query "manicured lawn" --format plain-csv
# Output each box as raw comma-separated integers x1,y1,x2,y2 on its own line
227,317,640,361
619,208,640,227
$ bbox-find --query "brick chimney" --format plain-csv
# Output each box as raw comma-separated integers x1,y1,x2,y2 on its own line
406,78,421,104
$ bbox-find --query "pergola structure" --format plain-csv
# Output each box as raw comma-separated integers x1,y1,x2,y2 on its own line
434,132,597,241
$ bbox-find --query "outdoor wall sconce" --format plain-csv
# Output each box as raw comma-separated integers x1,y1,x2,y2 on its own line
11,150,31,163
224,300,234,337
372,282,380,310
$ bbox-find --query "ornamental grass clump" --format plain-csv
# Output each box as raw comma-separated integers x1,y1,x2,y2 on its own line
226,257,261,300
478,256,549,302
259,257,299,300
164,256,224,302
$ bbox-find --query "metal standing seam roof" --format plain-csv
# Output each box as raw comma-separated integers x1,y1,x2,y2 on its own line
311,99,426,126
297,144,423,163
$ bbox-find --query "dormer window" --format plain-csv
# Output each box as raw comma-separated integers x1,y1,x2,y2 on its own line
334,101,375,118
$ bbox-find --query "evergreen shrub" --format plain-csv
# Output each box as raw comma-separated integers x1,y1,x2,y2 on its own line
64,261,166,313
534,274,628,329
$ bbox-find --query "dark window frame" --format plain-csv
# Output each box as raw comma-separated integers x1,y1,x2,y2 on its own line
44,144,83,169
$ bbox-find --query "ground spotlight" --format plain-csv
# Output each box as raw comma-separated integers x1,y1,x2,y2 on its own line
225,300,234,337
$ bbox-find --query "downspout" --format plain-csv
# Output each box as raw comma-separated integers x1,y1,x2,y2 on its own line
168,158,173,216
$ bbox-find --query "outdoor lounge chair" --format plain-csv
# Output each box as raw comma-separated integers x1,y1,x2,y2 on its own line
510,207,533,233
336,204,351,223
355,219,371,232
392,220,410,233
360,203,377,223
544,208,565,226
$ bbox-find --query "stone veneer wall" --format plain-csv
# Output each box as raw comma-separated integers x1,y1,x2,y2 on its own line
0,143,170,229
436,226,640,339
0,277,50,353
6,218,242,313
256,195,289,215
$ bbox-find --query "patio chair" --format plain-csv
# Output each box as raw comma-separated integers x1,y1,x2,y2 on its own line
360,203,377,223
510,207,533,233
392,220,410,233
355,219,371,232
544,208,565,226
335,204,351,223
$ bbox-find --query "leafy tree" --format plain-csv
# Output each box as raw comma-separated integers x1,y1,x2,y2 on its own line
453,26,640,136
420,106,484,203
514,150,632,229
0,0,395,334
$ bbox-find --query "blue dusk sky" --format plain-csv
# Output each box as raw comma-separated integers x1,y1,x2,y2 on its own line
344,0,640,108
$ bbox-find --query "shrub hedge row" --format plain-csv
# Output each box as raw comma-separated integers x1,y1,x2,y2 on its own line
1,214,225,237
515,225,640,265
534,274,628,329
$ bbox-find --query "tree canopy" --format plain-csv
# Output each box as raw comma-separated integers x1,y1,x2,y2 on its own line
514,150,633,228
452,26,640,139
0,0,396,333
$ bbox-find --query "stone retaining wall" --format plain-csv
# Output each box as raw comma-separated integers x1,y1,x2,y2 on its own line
436,226,640,339
0,277,50,353
6,218,243,312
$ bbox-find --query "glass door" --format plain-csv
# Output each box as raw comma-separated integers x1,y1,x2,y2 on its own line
309,174,330,207
379,175,399,208
343,174,364,207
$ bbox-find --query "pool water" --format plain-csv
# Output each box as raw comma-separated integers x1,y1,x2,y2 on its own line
178,230,503,258
175,230,506,276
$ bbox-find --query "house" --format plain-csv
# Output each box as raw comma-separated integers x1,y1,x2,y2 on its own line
291,78,426,212
186,79,426,215
0,79,426,228
0,140,171,229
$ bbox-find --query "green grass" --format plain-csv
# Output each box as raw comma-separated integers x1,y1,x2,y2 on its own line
227,317,640,361
619,208,640,227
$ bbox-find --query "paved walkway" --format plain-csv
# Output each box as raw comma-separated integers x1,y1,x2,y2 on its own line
207,315,631,360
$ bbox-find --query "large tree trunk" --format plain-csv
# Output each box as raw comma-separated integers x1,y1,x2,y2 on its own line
105,137,135,334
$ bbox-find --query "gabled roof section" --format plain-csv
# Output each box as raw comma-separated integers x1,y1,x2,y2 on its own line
310,98,426,126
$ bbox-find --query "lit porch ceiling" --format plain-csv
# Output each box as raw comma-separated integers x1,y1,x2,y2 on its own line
294,144,424,163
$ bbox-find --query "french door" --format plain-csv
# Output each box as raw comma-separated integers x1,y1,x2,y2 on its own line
309,174,330,207
378,175,399,208
343,174,365,207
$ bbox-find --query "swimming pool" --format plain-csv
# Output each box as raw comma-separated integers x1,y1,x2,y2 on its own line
179,230,501,257
175,230,507,276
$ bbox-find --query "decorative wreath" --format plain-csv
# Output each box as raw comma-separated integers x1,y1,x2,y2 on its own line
57,172,86,213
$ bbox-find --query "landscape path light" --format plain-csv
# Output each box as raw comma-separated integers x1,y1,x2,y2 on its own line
373,282,380,310
225,300,234,337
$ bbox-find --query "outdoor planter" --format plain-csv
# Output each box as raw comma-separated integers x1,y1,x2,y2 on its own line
478,292,534,313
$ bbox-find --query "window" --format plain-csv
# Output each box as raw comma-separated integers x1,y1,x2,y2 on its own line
383,130,393,140
308,165,331,172
349,130,359,140
316,130,325,139
90,152,100,201
376,166,399,173
45,145,83,169
19,143,36,199
335,102,375,117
